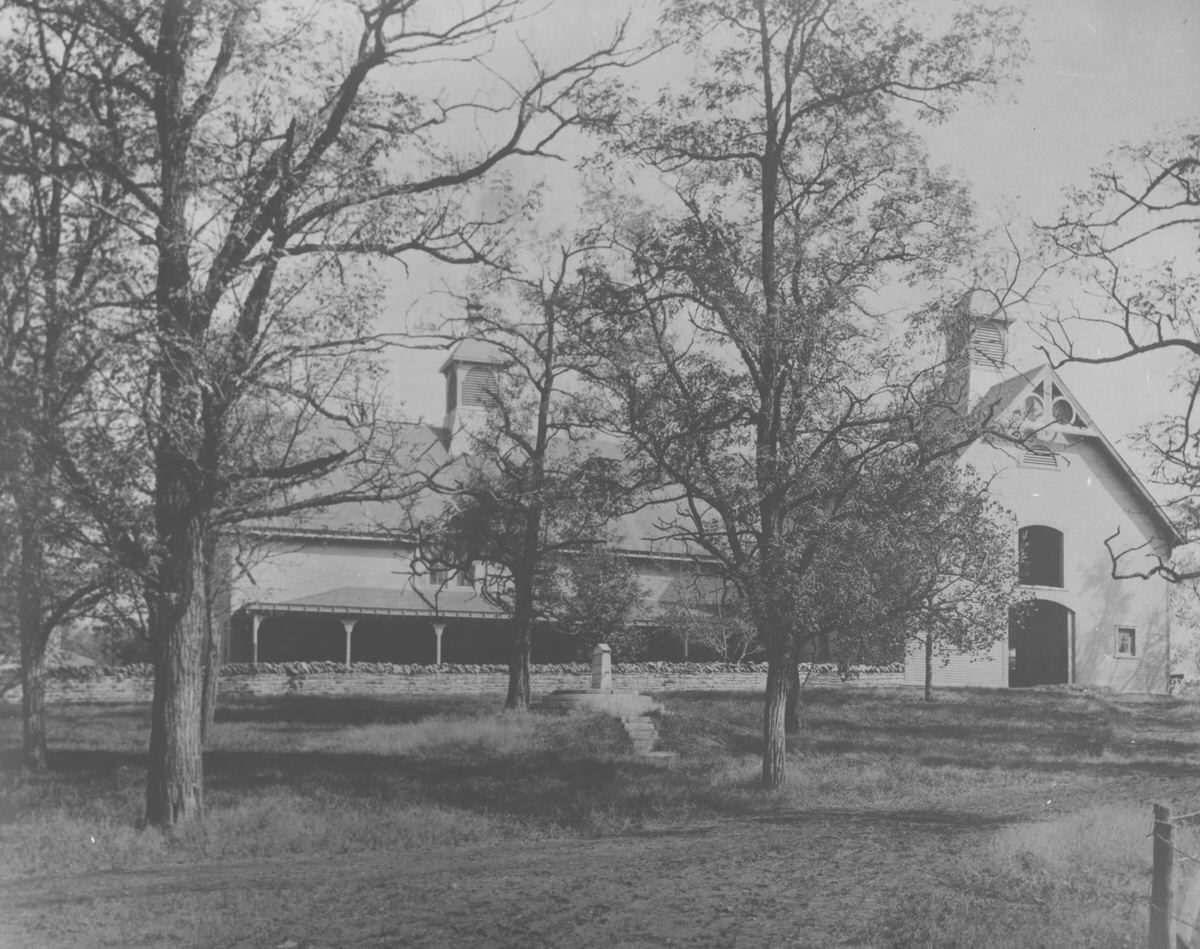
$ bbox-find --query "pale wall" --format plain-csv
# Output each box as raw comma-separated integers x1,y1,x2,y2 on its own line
233,535,413,606
909,435,1173,693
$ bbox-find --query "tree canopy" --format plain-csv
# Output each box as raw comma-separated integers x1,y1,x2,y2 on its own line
1042,130,1200,577
576,0,1026,786
0,0,637,825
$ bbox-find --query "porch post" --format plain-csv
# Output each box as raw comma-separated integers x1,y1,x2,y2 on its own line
432,621,446,666
251,613,262,664
341,618,356,666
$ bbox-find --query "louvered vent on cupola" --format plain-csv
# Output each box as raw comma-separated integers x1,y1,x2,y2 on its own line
970,321,1006,366
461,365,499,408
1020,446,1059,470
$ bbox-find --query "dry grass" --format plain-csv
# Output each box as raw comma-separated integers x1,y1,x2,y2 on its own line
3,686,1200,947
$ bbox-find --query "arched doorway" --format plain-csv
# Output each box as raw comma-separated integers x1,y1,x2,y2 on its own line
1008,600,1073,687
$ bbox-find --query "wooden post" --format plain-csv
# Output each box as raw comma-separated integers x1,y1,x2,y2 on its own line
1150,803,1174,949
251,614,261,664
432,622,446,666
340,618,355,667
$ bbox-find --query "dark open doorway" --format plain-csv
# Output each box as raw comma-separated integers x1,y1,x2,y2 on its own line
1009,599,1073,687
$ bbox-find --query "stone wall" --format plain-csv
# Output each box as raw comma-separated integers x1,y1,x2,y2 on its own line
0,662,905,704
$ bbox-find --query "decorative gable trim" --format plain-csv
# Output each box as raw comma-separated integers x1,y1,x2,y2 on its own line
1013,369,1093,435
982,362,1184,548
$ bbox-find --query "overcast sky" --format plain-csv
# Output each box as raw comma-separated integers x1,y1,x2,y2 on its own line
384,0,1200,493
922,0,1200,488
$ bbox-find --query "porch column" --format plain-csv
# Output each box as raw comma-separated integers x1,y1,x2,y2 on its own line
341,618,356,666
251,614,262,664
432,621,446,666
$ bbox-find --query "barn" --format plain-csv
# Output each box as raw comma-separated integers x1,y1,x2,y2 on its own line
902,306,1181,692
221,306,1180,692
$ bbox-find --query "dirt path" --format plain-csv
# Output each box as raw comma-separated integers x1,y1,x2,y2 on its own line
0,807,1020,949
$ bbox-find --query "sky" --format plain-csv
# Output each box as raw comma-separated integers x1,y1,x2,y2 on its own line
383,0,1200,496
920,0,1200,488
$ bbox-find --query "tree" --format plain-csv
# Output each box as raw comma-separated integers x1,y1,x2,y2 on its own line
579,0,1024,786
0,41,137,768
662,588,762,662
413,244,641,708
844,463,1022,703
1042,130,1200,574
0,0,635,825
546,548,646,661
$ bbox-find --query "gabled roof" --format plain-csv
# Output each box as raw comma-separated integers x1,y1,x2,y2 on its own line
234,420,451,539
978,362,1185,548
236,420,706,558
438,338,506,373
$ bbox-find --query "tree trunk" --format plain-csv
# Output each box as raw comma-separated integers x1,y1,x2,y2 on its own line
506,490,541,710
19,630,47,771
199,616,220,746
200,536,220,745
17,481,48,770
505,610,532,710
924,632,933,702
144,498,208,827
762,647,792,788
785,660,801,734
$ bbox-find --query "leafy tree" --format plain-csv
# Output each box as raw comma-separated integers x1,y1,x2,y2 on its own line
546,548,645,661
413,244,641,707
661,587,762,662
1042,131,1200,574
1170,579,1200,683
0,0,635,825
0,57,137,768
841,463,1022,702
579,0,1025,786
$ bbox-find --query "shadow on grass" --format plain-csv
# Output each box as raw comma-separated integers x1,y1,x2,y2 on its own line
7,688,1200,843
0,747,145,780
214,694,497,726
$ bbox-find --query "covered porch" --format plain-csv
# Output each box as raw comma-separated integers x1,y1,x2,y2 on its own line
229,584,581,665
232,585,507,666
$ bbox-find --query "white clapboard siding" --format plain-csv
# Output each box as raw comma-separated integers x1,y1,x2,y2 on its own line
904,639,1006,688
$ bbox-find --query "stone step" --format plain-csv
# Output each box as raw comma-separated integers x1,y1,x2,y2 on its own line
623,713,663,755
536,690,670,757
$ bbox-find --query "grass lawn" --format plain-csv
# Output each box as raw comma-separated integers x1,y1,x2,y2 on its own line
2,686,1200,947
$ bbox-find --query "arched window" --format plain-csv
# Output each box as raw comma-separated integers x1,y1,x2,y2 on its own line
1018,525,1064,587
461,365,498,407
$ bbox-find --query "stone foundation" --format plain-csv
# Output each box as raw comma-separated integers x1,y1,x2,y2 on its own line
0,661,904,704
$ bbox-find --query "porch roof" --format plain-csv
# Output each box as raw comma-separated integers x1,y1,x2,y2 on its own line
244,585,504,620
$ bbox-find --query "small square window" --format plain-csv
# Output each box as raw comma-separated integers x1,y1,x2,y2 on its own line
428,568,450,587
456,563,475,587
1116,626,1136,658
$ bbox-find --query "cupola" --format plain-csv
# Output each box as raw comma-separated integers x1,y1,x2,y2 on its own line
942,289,1013,410
440,336,504,455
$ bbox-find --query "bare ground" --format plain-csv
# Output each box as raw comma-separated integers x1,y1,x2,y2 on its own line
2,689,1176,948
0,805,1064,949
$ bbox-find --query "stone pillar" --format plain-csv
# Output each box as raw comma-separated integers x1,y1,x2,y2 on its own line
341,618,356,666
251,614,262,664
433,621,446,666
591,643,612,691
